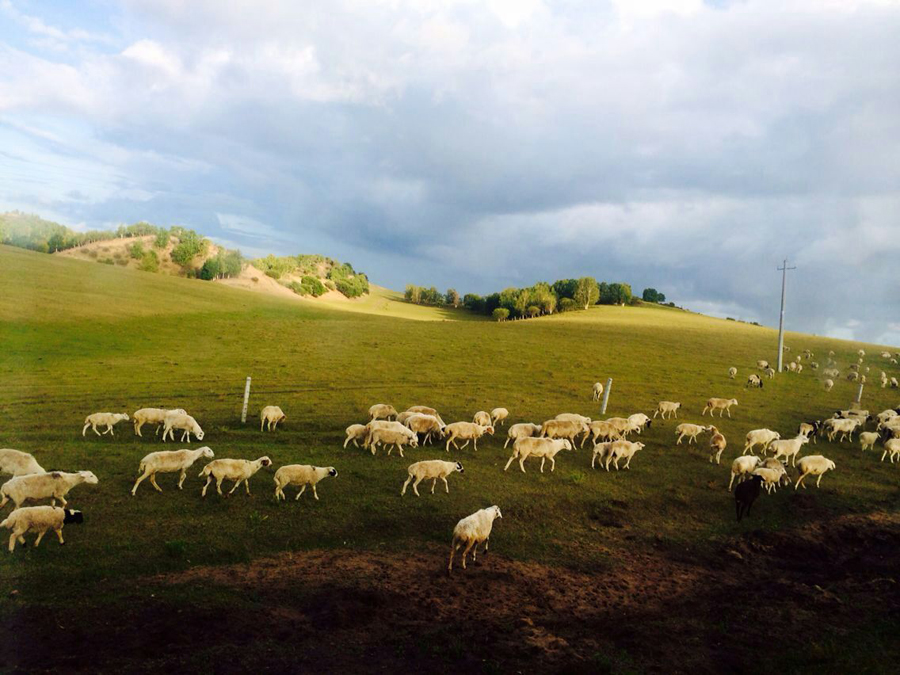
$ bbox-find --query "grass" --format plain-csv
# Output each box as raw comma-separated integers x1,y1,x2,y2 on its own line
1,243,899,669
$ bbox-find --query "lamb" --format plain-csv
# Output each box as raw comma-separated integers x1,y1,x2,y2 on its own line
591,442,614,469
728,367,737,379
882,439,900,463
654,401,681,420
708,427,727,465
132,408,187,437
734,475,763,521
368,404,398,421
473,411,492,427
859,431,879,453
260,405,286,432
444,422,494,452
162,411,204,443
701,398,738,418
764,367,776,379
199,456,272,497
606,439,645,471
592,382,604,401
402,459,464,496
588,420,621,445
1,506,83,552
729,455,761,490
627,413,652,434
824,379,834,392
368,425,419,457
757,360,769,370
504,437,572,473
82,412,130,437
540,419,588,446
0,449,45,477
675,423,710,445
131,447,214,495
362,420,408,449
504,423,542,449
760,457,791,486
490,408,509,426
273,465,337,500
344,424,368,449
448,505,502,572
743,429,780,455
752,467,784,494
794,455,836,489
768,435,810,467
798,421,821,444
0,471,98,509
823,417,861,442
746,374,763,389
404,413,445,445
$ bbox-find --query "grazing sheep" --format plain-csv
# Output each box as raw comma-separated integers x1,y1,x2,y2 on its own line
823,417,861,443
199,457,272,497
798,421,821,444
504,438,572,473
735,475,763,521
406,406,446,426
891,377,899,389
0,471,98,509
591,442,614,469
881,372,889,389
794,455,836,489
444,422,494,452
132,446,214,495
728,367,737,379
859,431,879,453
82,412,129,437
654,401,681,420
588,420,621,445
404,413,445,445
402,460,463,496
752,467,784,494
504,423,542,449
448,505,501,572
833,408,869,421
824,379,834,392
606,440,645,471
875,409,899,425
743,429,780,455
787,361,798,373
592,382,604,401
810,362,819,370
540,419,588,446
473,411,492,427
847,371,859,382
369,425,419,457
627,413,652,434
260,406,286,432
344,424,368,449
0,449,45,478
882,439,900,463
757,360,769,370
490,408,509,426
858,349,866,358
760,457,791,487
362,420,407,449
768,435,810,467
764,367,776,379
132,408,187,437
675,423,710,445
274,465,337,501
1,506,83,552
702,398,738,418
746,374,764,389
162,411,204,443
708,427,727,465
729,455,761,490
368,404,398,421
555,413,592,425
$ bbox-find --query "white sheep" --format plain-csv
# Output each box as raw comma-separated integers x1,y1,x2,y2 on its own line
764,367,776,379
260,405,286,432
768,435,810,467
701,398,738,418
675,423,710,445
504,437,572,473
1,506,83,552
798,421,821,444
653,401,681,420
795,455,836,489
541,419,589,446
823,418,861,443
875,409,898,425
708,427,727,465
606,439,645,471
444,422,494,452
554,413,592,425
728,367,737,379
401,459,464,496
82,412,129,437
490,408,509,426
473,411,492,427
448,505,501,572
0,471,98,509
591,442,614,469
824,379,834,392
757,360,769,370
274,465,337,500
0,449,45,477
132,408,186,437
162,411,204,443
368,404,398,421
729,455,760,490
592,382,604,401
859,431,879,453
199,456,272,497
344,424,368,449
362,420,407,449
132,447,214,495
404,413,445,445
369,425,419,457
891,377,899,389
881,438,900,463
588,420,621,445
746,374,764,388
405,406,446,426
504,423,542,449
627,413,652,434
760,457,791,487
752,466,784,494
743,429,780,455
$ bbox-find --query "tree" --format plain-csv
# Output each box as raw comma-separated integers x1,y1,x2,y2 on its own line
405,284,422,304
445,288,460,307
154,229,170,249
642,288,665,303
492,308,509,322
129,240,145,259
573,276,600,310
463,294,485,313
526,305,541,318
607,282,632,305
551,278,578,300
559,297,577,312
138,250,159,272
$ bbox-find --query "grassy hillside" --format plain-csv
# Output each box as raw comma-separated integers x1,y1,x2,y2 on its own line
1,244,898,672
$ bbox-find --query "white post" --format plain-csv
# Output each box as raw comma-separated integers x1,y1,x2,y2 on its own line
854,382,864,406
241,376,251,423
600,378,613,415
776,259,796,373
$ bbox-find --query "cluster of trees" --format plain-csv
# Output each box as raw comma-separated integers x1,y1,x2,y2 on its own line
287,276,327,297
254,255,369,298
641,288,667,303
198,249,244,280
403,285,460,307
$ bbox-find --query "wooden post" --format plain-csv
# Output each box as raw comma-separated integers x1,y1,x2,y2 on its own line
600,378,613,415
241,377,251,423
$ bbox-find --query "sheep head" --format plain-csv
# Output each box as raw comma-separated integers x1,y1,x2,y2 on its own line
63,509,84,525
79,471,99,485
327,468,338,477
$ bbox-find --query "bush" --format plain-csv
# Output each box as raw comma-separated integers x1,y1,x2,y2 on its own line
324,279,336,291
138,250,159,272
328,262,369,298
154,229,170,249
301,275,326,297
559,298,577,312
115,258,128,266
170,229,208,268
526,305,541,317
99,257,115,265
492,308,510,322
129,240,145,259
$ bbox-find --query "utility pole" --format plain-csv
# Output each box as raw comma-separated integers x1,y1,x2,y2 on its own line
776,259,796,373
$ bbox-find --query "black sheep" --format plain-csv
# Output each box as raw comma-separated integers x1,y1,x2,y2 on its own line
734,475,763,522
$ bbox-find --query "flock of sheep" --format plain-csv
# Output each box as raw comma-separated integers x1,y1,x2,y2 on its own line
2,347,899,571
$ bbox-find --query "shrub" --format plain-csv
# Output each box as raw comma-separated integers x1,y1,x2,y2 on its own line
324,279,336,291
301,275,326,297
154,229,170,249
138,250,159,272
170,229,209,268
115,258,128,266
493,308,510,322
99,257,114,265
559,298,577,312
329,262,369,298
526,305,541,318
129,240,145,259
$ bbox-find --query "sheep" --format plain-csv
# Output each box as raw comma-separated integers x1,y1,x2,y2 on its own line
847,371,859,382
199,456,272,497
760,457,791,486
396,411,417,426
0,471,98,509
260,406,286,432
858,349,866,358
369,425,419,457
892,377,899,389
795,455,836,489
554,413,592,425
859,431,879,453
131,447,214,495
734,474,764,521
834,408,869,421
881,351,893,359
132,408,187,437
504,437,572,473
368,404,398,421
605,417,631,436
406,406,446,426
592,382,604,401
448,505,501,572
729,455,761,490
362,420,407,449
764,367,776,379
404,413,445,445
728,367,737,379
588,420,621,445
473,411,492,427
504,423,542,449
787,362,798,373
746,374,763,389
540,419,588,446
82,412,129,437
879,417,900,435
768,435,810,467
881,372,889,389
708,427,727,465
274,465,337,500
752,467,784,494
627,413,652,434
757,360,769,370
850,363,860,372
810,362,819,370
0,449,45,477
591,442,614,469
675,423,710,445
444,422,494,452
824,379,834,392
701,398,738,418
823,368,840,378
490,408,509,426
606,439,645,471
875,409,899,426
798,421,821,444
162,411,204,443
344,424,368,449
743,429,780,455
402,459,464,496
823,418,861,443
654,401,681,420
882,439,900,463
1,506,83,552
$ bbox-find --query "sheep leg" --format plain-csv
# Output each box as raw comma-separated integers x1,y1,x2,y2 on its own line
261,419,265,432
446,437,452,452
540,457,545,473
816,475,823,488
605,455,612,472
441,476,449,494
343,436,351,449
401,475,413,496
448,540,458,573
460,440,470,450
412,477,422,497
104,424,114,436
150,474,163,493
728,473,736,491
431,479,437,494
794,474,806,490
624,456,631,470
201,476,212,497
312,485,319,500
227,479,241,495
92,424,102,437
131,471,149,495
244,479,251,496
135,422,143,437
504,451,518,472
297,485,307,500
216,477,225,496
519,457,526,473
591,453,596,469
881,450,887,462
177,470,187,490
461,540,475,570
396,444,404,458
550,456,556,472
56,494,67,507
55,528,64,545
34,530,46,547
8,533,19,552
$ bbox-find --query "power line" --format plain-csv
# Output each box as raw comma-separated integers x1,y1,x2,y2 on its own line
776,258,796,373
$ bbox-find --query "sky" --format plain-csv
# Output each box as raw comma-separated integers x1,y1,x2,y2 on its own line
1,0,899,345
